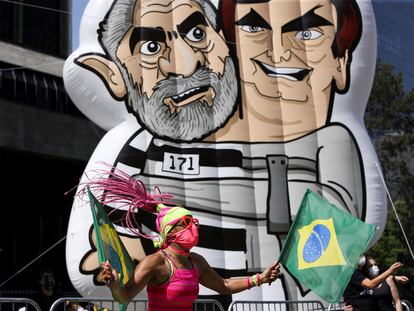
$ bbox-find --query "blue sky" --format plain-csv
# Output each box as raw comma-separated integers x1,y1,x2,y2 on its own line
71,0,88,51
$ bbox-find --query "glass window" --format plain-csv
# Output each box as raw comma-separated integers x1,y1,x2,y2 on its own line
0,0,69,58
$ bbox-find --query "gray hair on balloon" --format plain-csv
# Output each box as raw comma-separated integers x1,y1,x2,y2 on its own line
99,0,219,62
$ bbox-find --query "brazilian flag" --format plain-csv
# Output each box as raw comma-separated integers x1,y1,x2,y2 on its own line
87,187,136,311
279,189,376,303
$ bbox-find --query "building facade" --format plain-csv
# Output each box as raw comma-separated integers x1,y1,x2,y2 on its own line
373,0,414,91
0,0,102,295
373,0,414,178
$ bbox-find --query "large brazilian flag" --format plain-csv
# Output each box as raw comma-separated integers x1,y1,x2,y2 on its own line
279,189,376,303
87,187,135,311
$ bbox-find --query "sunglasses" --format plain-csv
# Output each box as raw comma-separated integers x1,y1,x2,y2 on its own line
179,215,200,228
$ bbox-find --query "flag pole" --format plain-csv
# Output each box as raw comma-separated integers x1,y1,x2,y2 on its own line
374,162,414,263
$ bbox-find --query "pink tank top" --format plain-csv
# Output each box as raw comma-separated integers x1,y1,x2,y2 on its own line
147,251,199,311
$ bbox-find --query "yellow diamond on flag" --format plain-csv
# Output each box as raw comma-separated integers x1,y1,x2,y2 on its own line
297,218,346,270
99,224,131,285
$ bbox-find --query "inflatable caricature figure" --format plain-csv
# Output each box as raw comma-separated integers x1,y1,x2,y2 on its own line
214,0,365,228
64,0,385,303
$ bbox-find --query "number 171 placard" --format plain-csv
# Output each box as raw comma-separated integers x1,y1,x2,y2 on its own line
162,152,200,175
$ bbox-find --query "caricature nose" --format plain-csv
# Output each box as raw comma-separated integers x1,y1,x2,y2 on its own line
159,37,205,77
269,31,291,63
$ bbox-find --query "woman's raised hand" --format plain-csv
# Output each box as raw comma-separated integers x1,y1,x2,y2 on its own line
260,261,281,284
98,260,120,288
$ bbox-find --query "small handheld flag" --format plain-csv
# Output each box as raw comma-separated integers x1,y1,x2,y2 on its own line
88,187,136,311
279,189,376,303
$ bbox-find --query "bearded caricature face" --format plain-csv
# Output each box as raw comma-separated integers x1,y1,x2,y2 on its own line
77,0,238,141
122,0,238,141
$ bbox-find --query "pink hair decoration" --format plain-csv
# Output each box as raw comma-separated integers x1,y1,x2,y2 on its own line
78,162,175,240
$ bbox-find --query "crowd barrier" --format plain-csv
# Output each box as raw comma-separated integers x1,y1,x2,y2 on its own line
402,300,413,311
50,297,225,311
2,297,412,311
327,302,344,310
228,300,326,311
0,297,41,311
328,300,413,311
51,298,327,311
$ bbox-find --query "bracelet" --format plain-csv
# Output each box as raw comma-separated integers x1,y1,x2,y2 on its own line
256,273,261,287
246,276,251,290
251,275,257,286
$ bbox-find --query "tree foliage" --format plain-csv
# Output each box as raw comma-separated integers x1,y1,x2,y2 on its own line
365,60,414,298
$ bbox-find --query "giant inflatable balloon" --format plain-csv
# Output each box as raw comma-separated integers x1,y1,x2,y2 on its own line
64,0,386,303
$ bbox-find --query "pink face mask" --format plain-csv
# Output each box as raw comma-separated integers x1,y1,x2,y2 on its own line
168,223,199,250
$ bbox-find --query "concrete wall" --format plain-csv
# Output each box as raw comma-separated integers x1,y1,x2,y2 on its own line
0,41,64,77
0,98,104,161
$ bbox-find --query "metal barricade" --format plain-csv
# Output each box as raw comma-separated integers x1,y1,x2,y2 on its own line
50,297,225,311
329,299,414,311
194,299,225,311
0,298,41,311
228,300,326,311
402,300,413,311
50,297,127,311
327,302,344,310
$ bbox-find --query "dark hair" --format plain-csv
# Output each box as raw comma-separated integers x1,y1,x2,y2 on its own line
38,268,54,280
362,256,375,278
219,0,362,58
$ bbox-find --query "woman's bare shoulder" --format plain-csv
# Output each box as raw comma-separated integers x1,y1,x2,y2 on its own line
189,252,209,267
139,251,166,268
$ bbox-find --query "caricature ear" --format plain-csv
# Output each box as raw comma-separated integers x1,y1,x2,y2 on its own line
75,53,127,100
334,50,349,91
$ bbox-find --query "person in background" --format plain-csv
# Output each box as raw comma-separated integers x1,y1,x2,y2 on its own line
364,256,409,311
30,269,62,311
343,255,408,311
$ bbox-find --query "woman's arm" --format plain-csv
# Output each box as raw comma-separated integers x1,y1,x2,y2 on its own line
98,254,163,304
360,262,402,289
394,275,409,284
194,253,280,295
387,276,402,311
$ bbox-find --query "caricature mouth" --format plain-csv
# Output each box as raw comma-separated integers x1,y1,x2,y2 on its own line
253,60,311,81
163,86,216,114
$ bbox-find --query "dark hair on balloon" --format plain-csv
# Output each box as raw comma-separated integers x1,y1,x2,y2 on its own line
219,0,362,58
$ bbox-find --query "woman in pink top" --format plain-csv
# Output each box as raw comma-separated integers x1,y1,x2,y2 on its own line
90,166,280,311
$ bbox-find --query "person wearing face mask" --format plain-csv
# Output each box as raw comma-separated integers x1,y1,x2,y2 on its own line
364,257,408,311
91,166,281,311
30,269,62,311
343,255,407,311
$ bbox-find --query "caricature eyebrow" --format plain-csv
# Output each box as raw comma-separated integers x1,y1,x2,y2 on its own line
129,27,166,53
281,5,333,33
177,12,208,37
235,9,271,29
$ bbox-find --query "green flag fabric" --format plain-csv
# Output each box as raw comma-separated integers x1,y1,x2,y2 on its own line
279,189,377,303
87,187,136,311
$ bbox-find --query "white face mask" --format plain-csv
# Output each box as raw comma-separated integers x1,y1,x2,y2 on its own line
369,265,380,278
357,256,366,269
